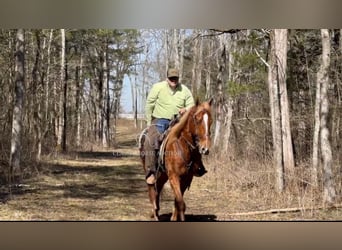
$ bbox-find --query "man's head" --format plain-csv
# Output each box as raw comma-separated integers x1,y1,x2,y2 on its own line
167,68,179,89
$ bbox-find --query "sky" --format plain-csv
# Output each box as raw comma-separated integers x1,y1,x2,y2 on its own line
120,75,133,113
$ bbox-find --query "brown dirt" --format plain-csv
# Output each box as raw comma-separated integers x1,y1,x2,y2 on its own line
0,119,341,221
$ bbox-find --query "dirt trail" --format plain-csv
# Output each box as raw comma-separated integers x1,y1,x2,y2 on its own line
1,120,340,220
0,120,219,221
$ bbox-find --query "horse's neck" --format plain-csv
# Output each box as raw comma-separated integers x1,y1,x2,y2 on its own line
179,117,195,143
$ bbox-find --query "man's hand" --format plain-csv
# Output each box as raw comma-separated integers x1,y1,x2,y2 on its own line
178,108,187,115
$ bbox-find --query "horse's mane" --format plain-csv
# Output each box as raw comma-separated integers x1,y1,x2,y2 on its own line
163,99,212,152
163,105,195,148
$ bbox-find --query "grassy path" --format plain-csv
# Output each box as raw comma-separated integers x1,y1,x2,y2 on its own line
0,120,217,221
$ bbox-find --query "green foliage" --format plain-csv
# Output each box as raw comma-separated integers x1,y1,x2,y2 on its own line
228,33,267,98
227,80,265,97
232,52,260,69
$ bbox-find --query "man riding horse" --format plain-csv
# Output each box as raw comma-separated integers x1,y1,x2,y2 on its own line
143,68,207,185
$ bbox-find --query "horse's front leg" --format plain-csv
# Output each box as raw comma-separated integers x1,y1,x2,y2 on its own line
169,175,186,221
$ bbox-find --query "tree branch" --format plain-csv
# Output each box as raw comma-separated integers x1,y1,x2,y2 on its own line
254,48,269,67
227,204,342,216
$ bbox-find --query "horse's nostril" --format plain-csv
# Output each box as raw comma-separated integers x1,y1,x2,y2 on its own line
201,147,209,155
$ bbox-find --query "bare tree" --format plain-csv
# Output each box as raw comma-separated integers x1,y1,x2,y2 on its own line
130,68,138,128
312,42,322,187
9,29,25,184
223,34,235,153
318,29,336,204
268,29,294,192
191,29,203,96
56,29,66,151
178,29,186,81
205,31,213,99
213,34,228,147
76,54,84,148
31,30,43,161
102,49,109,147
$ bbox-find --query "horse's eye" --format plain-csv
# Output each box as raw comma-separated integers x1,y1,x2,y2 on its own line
195,112,203,122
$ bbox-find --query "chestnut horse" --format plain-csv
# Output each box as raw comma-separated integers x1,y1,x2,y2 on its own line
139,98,213,221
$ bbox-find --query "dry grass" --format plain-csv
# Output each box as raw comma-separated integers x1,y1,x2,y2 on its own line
188,154,342,220
0,118,341,221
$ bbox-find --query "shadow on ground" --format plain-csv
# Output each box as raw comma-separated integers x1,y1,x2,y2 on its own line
43,161,145,200
72,150,137,159
0,150,145,203
158,213,217,222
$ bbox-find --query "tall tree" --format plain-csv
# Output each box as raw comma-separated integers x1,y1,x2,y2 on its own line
75,53,84,148
191,29,203,96
318,29,336,203
213,34,227,147
9,29,25,184
32,30,43,161
56,29,67,151
268,29,294,192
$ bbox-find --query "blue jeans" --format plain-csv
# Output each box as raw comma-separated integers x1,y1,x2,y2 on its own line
155,118,171,134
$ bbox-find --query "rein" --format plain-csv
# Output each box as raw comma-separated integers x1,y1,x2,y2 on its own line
165,108,211,171
173,113,202,170
175,139,193,169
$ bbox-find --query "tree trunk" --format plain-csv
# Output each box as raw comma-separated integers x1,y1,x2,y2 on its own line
130,67,138,128
191,30,203,96
312,52,321,187
62,30,68,152
9,29,25,184
179,29,185,81
276,29,295,177
76,54,83,148
268,29,295,192
223,35,235,153
191,30,199,95
213,34,227,148
319,29,336,204
32,30,42,161
196,32,203,94
102,50,108,148
56,29,66,151
205,33,213,99
268,29,284,192
172,29,180,68
45,29,53,122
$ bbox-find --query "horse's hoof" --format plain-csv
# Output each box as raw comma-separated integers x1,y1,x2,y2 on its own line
170,215,177,221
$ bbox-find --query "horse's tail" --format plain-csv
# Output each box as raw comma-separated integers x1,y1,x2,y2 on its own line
138,127,149,165
138,127,148,150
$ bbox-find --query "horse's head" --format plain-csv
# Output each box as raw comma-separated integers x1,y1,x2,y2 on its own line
192,98,214,155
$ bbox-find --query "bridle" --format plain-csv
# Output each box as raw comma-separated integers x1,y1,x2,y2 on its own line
179,109,210,152
191,110,210,149
175,109,210,169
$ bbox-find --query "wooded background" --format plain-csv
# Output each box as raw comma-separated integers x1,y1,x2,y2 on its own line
0,29,341,204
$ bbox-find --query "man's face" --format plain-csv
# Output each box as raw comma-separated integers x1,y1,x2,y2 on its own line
167,77,179,89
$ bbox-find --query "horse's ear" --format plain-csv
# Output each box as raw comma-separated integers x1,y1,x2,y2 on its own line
195,97,200,106
208,97,214,106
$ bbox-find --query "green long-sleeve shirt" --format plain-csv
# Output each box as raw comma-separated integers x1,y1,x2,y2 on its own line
145,81,194,125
